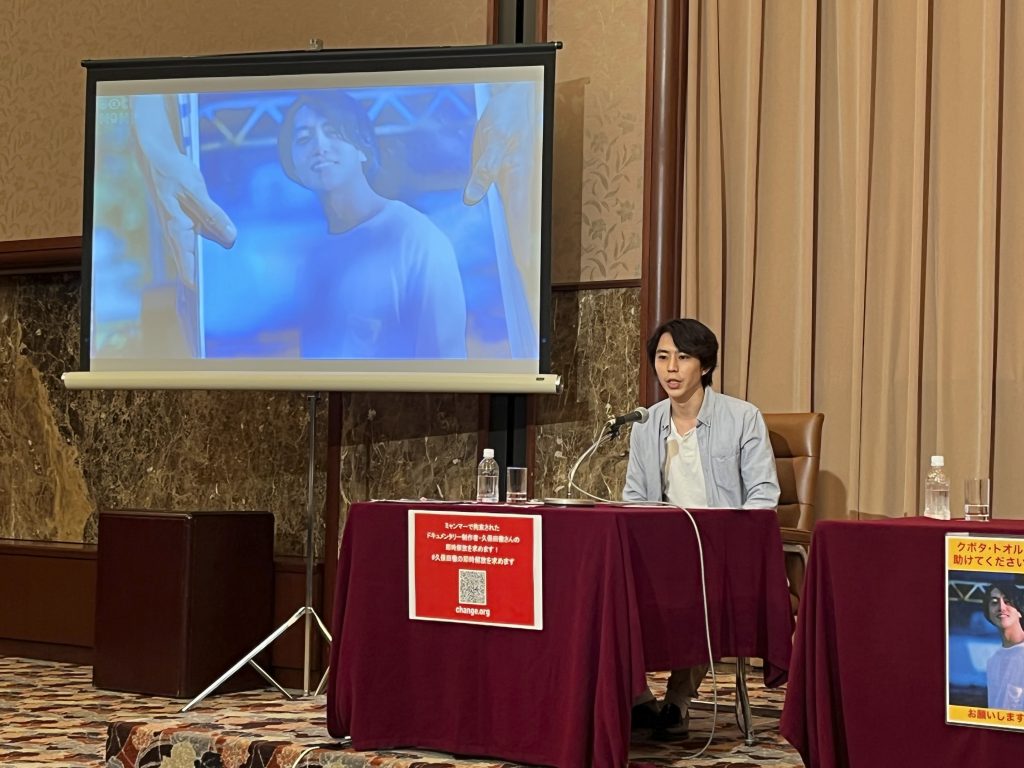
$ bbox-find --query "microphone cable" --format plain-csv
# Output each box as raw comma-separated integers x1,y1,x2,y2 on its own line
570,488,720,755
566,415,645,502
565,422,616,501
564,420,720,755
668,502,718,758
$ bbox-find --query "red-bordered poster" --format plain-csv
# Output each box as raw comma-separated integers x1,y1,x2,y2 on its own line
408,509,542,630
946,533,1024,731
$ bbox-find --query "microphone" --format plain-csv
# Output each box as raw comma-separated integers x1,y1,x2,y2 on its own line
542,407,650,506
607,406,650,430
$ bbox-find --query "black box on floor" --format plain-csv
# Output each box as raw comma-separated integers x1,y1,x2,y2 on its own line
93,509,274,698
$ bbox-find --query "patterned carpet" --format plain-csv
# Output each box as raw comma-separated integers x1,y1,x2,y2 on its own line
0,656,801,767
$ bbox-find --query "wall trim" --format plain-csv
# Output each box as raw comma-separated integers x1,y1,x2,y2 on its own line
0,236,82,274
0,539,95,558
552,278,641,292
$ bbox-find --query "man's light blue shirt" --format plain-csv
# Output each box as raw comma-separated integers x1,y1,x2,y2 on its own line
622,387,780,508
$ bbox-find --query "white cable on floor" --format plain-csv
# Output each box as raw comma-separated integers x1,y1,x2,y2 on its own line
289,746,317,767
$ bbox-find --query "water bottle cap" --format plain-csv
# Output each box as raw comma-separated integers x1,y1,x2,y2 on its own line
930,455,944,467
482,448,495,459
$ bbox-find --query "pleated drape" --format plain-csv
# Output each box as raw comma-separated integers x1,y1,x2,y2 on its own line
678,0,1023,520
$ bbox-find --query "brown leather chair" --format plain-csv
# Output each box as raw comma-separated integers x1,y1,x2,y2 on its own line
763,412,825,615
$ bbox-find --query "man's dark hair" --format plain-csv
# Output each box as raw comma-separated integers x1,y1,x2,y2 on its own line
277,91,380,185
646,318,719,389
983,580,1024,631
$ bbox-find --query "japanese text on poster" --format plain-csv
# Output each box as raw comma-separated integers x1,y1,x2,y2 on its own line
408,509,542,630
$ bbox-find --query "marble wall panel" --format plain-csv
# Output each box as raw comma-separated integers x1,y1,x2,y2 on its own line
340,392,479,505
0,274,93,544
0,275,639,552
534,285,641,500
0,272,323,555
0,271,485,555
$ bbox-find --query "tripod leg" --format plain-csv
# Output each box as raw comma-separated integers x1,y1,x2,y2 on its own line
311,608,333,642
180,606,307,712
248,659,295,700
303,609,313,696
313,665,331,697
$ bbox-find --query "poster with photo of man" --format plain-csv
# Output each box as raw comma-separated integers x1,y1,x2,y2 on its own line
947,534,1024,730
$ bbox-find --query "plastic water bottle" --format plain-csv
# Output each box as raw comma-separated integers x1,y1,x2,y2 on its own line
923,455,950,520
476,448,499,503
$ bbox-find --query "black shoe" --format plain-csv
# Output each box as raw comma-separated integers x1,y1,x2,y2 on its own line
631,702,660,730
652,702,690,740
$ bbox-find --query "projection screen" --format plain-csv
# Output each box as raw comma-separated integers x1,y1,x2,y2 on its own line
64,44,560,394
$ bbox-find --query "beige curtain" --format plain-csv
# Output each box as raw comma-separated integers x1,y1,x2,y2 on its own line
680,0,1024,521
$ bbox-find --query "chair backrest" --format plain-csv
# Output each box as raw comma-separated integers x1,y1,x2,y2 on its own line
763,413,824,531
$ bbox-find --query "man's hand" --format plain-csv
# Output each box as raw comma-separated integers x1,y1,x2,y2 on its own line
464,83,536,207
131,95,237,288
463,83,542,334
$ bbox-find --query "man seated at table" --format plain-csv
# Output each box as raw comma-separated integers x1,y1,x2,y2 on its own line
623,317,780,739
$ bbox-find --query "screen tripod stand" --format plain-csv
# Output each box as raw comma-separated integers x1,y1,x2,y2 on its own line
182,392,332,712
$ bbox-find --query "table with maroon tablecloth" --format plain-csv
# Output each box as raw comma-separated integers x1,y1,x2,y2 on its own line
326,502,793,768
781,517,1024,768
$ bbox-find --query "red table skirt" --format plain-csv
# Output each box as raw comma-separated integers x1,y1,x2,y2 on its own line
782,517,1024,768
327,502,792,768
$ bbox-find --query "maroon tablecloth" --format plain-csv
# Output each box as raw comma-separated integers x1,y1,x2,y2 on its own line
781,517,1024,768
326,502,792,768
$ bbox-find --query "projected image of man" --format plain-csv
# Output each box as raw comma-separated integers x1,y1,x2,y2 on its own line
279,91,468,359
983,581,1024,711
623,318,780,739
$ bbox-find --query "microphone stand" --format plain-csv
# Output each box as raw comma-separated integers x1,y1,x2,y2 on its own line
543,421,620,505
566,424,617,501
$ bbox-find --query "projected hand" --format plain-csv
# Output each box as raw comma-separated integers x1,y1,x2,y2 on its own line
130,95,237,289
464,83,541,332
464,83,537,209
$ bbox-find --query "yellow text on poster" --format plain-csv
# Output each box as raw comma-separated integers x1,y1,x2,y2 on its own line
947,536,1024,574
949,704,1024,726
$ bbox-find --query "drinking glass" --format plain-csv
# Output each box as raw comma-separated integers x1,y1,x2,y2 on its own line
506,467,529,504
964,478,991,521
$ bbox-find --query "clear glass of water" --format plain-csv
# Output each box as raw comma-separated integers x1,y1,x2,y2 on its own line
964,478,991,521
506,467,529,504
